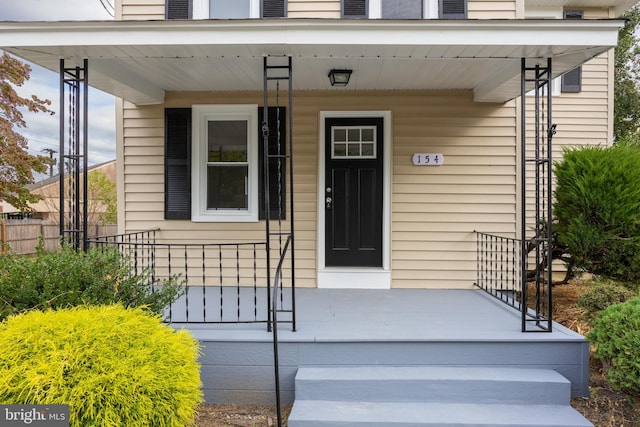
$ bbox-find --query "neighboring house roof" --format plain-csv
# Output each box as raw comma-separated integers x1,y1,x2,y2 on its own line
1,160,116,214
0,19,623,104
27,160,116,192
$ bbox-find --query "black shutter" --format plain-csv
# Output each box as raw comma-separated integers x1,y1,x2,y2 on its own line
342,0,367,18
439,0,466,18
165,108,192,220
381,0,422,18
258,107,286,220
166,0,191,19
262,0,286,17
561,10,583,93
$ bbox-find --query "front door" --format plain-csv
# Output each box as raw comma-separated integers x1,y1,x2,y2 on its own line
325,117,384,267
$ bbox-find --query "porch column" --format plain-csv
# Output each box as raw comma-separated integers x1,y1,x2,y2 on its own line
520,58,554,332
59,59,89,251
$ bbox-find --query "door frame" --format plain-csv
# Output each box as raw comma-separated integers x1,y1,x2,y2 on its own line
317,111,392,289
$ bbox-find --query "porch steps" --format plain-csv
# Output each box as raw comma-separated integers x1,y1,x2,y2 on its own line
287,366,592,426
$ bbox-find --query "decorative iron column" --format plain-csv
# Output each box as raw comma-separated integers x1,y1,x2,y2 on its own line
520,58,554,332
59,59,89,251
263,55,296,333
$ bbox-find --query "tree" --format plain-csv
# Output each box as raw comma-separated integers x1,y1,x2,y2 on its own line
34,167,118,225
614,6,640,142
87,169,117,224
0,52,53,211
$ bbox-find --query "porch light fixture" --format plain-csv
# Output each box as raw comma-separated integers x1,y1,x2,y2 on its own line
328,69,352,87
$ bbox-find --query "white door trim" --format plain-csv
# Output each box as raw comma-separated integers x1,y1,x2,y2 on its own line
317,111,392,289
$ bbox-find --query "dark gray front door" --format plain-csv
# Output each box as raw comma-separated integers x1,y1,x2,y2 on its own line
325,117,384,267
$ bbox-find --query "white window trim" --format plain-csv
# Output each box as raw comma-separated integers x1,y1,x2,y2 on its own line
369,0,437,19
193,0,260,19
191,104,259,222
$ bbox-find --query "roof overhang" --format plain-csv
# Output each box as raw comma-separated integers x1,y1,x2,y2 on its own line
0,19,624,104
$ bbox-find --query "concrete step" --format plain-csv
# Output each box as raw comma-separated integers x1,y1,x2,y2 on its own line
294,366,571,405
287,401,593,427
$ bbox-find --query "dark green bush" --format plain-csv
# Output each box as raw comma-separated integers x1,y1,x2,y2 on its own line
587,295,640,394
554,144,640,283
0,305,202,426
0,245,183,320
577,277,637,320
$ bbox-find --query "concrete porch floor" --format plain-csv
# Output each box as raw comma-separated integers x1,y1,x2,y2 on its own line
177,288,584,343
170,289,590,404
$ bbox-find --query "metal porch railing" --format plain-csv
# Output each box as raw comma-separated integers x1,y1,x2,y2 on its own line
88,229,295,329
474,231,552,332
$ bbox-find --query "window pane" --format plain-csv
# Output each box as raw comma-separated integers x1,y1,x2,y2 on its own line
362,128,374,142
207,165,248,209
334,143,347,157
348,128,360,141
334,128,347,142
381,0,422,18
208,120,247,162
362,143,374,156
210,0,250,18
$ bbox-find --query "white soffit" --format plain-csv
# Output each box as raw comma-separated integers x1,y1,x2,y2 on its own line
0,19,624,104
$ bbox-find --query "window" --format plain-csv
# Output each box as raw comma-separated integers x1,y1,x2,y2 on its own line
170,0,285,19
192,105,258,222
370,0,460,19
164,106,286,221
192,0,258,18
331,126,377,159
561,10,583,93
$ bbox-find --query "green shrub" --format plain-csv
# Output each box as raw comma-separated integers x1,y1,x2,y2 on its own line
577,277,637,320
554,144,640,282
0,245,183,320
0,305,202,426
587,295,640,394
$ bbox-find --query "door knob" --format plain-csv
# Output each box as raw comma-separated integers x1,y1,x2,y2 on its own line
326,196,332,210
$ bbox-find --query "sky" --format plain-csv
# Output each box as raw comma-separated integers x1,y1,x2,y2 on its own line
0,0,116,178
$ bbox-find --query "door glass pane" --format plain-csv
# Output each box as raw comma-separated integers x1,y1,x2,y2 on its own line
207,120,247,162
210,0,250,18
207,165,248,209
348,128,360,141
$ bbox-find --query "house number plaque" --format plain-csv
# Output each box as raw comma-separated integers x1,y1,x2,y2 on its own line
411,153,444,166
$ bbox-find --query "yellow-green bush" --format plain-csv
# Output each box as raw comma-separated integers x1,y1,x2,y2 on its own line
0,305,203,426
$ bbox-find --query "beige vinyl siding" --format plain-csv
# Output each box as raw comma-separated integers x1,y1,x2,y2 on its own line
122,90,516,289
288,0,341,18
120,0,165,20
468,0,517,19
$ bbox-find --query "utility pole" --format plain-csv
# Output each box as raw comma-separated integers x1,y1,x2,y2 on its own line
42,148,57,177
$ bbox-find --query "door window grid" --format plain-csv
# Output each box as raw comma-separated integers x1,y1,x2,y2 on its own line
332,126,377,159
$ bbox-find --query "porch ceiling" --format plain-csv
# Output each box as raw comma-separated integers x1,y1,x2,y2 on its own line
0,19,623,104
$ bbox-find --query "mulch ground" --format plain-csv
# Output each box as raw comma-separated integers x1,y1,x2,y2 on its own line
194,281,640,426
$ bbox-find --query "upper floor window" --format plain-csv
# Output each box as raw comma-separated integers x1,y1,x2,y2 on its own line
166,0,286,19
343,0,465,19
561,10,583,93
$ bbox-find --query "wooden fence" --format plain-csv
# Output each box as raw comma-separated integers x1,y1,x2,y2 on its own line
0,219,117,255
